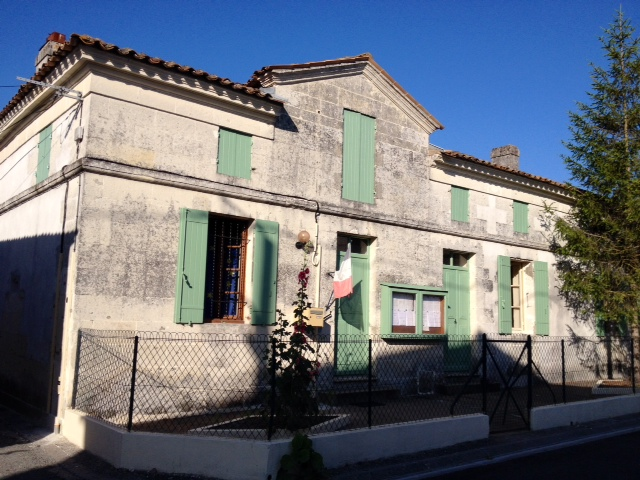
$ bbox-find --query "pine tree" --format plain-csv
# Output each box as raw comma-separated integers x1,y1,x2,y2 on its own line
550,10,640,330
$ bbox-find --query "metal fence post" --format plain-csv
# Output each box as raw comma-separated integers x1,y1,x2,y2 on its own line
482,333,487,414
71,329,83,410
631,337,636,394
561,339,566,403
368,338,372,429
268,338,277,441
126,335,139,432
526,335,532,414
606,335,614,380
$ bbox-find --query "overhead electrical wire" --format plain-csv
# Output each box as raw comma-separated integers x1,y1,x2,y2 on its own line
1,104,81,198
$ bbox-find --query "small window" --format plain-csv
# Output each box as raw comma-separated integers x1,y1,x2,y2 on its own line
513,201,529,234
451,186,469,222
382,284,446,336
443,251,469,268
337,236,368,255
218,128,252,179
596,318,629,337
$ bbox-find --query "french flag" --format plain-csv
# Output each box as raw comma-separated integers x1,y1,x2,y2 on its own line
333,244,353,299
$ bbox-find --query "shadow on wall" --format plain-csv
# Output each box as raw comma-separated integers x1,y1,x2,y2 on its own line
0,231,76,417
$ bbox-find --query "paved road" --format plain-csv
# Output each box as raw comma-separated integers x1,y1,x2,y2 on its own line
0,404,213,480
330,413,640,480
3,401,640,480
432,430,640,480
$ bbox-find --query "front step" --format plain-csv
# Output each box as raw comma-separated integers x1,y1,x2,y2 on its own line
437,374,500,395
319,377,400,405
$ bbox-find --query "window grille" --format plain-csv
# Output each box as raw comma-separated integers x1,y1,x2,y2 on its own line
205,216,248,322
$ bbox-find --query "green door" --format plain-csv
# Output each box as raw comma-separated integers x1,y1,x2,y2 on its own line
444,264,471,371
336,238,369,375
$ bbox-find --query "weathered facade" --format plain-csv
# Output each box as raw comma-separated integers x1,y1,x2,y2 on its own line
0,33,583,425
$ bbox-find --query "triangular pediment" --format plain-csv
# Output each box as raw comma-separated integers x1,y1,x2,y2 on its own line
250,54,444,135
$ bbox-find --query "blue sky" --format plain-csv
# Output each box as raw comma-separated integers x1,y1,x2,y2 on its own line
2,0,639,184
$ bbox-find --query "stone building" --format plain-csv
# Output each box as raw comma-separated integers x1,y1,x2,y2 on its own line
0,33,581,424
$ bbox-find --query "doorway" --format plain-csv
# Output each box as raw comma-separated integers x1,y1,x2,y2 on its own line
443,251,471,372
335,236,370,375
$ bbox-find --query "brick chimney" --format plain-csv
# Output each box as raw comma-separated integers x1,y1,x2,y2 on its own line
491,145,520,171
35,32,66,72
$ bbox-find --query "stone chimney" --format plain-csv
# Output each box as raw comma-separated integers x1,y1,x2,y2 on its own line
491,145,520,171
35,32,66,72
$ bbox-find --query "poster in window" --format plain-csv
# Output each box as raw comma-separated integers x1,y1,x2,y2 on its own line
422,296,444,334
392,292,416,333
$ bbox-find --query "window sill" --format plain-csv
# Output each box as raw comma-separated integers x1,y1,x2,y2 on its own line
381,334,447,341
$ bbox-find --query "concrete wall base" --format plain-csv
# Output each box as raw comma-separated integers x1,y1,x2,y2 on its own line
530,394,640,431
62,410,489,480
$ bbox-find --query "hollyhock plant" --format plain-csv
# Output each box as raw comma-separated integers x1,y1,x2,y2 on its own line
267,258,320,431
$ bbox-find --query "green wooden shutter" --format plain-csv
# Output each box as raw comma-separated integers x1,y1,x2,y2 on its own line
381,286,392,335
342,110,375,203
534,261,550,336
618,318,629,336
218,128,252,179
36,124,52,184
513,201,529,233
358,114,376,203
595,316,606,337
251,220,279,325
174,208,209,324
498,256,512,334
451,186,469,222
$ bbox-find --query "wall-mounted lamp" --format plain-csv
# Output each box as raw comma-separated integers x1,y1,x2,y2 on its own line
296,230,313,251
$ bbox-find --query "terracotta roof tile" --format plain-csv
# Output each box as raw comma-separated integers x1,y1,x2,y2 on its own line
441,150,567,189
1,33,282,123
247,53,374,85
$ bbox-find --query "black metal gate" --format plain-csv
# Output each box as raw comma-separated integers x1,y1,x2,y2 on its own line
450,334,556,433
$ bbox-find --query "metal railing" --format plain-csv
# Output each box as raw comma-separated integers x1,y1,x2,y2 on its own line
72,329,636,439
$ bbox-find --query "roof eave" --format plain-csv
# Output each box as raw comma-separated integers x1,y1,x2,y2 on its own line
0,33,283,126
437,150,571,199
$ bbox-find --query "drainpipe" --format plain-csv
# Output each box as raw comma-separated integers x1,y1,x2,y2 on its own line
47,169,69,426
312,223,321,307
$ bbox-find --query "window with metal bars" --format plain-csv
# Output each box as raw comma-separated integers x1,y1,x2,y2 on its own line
204,215,248,322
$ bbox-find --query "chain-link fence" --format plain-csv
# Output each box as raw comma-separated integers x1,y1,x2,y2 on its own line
73,329,635,439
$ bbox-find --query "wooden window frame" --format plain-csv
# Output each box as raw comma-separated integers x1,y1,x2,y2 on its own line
381,284,447,337
175,211,279,326
205,215,249,324
510,260,527,331
498,256,550,336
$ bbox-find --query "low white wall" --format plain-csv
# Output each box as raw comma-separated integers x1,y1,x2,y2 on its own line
530,394,640,431
62,410,489,480
315,414,488,467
